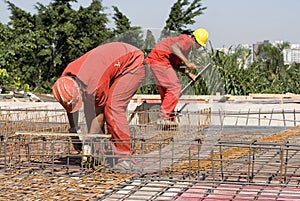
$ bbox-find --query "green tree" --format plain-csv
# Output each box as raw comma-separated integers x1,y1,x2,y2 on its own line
0,23,15,88
253,41,291,93
190,50,224,95
143,29,156,55
109,6,144,49
210,46,255,95
283,63,300,94
1,0,299,95
161,0,206,38
2,0,111,92
35,0,111,84
257,42,283,80
3,1,38,91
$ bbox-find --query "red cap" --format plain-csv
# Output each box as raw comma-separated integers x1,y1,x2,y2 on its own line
52,76,82,113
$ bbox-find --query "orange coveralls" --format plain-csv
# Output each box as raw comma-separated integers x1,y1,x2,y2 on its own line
144,34,193,119
62,42,145,155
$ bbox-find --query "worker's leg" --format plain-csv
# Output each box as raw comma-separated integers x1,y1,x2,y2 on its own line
105,65,145,156
149,64,181,119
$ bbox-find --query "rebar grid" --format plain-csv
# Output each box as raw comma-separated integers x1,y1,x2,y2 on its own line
162,126,300,180
0,105,300,200
0,107,212,174
218,108,300,127
2,126,300,178
0,168,133,201
0,107,69,137
98,179,300,200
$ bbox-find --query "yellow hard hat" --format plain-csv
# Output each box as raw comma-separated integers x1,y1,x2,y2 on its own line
193,28,208,47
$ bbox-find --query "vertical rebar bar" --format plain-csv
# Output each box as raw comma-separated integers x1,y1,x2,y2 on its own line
247,143,252,182
159,141,162,178
246,108,250,126
284,142,289,183
211,149,215,181
27,139,31,167
171,138,174,178
141,139,145,173
51,140,55,174
258,108,261,126
4,137,7,169
219,109,223,129
219,141,224,180
248,140,256,182
197,139,201,180
279,143,285,184
269,108,274,126
18,135,21,168
282,109,286,128
294,109,296,127
188,147,191,180
42,137,46,169
251,142,256,182
66,137,71,174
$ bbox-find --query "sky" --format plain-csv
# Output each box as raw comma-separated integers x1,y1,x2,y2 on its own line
0,0,299,48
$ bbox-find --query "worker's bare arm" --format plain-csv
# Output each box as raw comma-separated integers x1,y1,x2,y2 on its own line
171,43,196,70
89,106,105,134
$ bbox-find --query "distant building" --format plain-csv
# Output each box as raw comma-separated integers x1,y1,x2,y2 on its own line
283,44,300,64
252,40,269,62
216,40,300,66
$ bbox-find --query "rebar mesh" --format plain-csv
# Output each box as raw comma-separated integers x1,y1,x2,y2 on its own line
0,103,300,200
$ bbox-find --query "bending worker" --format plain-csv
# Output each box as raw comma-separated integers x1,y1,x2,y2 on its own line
52,42,145,170
144,28,208,123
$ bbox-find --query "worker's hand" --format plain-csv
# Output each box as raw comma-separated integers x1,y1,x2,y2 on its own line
188,73,197,82
185,70,197,81
185,61,197,70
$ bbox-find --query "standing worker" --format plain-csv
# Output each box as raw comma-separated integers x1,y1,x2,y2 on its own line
144,28,208,124
52,42,146,170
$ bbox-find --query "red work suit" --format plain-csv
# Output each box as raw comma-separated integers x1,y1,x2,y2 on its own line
144,34,193,119
62,42,145,155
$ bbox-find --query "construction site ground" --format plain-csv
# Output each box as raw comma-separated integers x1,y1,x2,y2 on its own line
0,94,300,200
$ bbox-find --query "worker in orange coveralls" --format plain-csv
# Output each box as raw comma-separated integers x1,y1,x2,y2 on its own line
52,42,146,171
144,28,208,124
